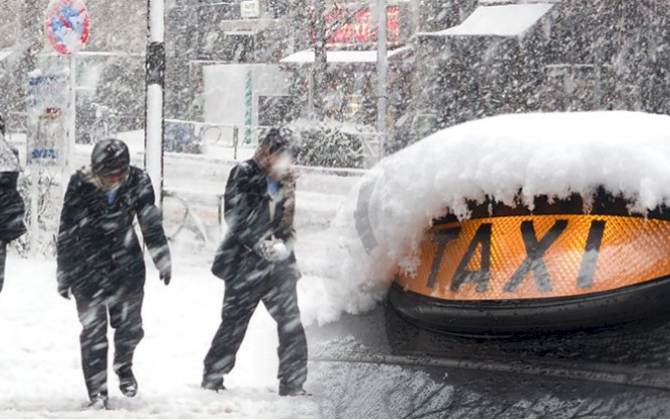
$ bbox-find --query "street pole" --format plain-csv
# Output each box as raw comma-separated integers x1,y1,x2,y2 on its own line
20,0,40,118
22,0,40,256
313,0,327,117
376,0,388,161
145,0,166,209
66,55,76,184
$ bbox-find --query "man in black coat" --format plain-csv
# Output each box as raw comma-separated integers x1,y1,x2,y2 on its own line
203,128,308,396
57,139,171,409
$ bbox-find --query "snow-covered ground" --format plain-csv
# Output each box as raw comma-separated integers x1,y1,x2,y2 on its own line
0,257,324,418
0,130,362,417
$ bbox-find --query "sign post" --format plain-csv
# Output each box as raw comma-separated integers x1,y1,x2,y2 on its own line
44,0,90,178
29,0,89,256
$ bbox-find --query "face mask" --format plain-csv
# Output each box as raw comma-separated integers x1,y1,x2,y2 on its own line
99,171,128,190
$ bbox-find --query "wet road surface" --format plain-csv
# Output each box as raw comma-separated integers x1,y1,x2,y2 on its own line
306,305,670,418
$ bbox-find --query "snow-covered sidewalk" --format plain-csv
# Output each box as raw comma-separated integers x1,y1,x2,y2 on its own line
0,256,322,418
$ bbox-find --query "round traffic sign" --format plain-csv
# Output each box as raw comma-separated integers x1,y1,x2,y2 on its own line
45,0,90,56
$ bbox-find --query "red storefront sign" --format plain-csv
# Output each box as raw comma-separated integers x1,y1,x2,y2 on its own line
317,6,402,48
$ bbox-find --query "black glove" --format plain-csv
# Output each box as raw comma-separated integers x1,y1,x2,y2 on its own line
160,267,171,286
155,255,172,286
57,283,71,300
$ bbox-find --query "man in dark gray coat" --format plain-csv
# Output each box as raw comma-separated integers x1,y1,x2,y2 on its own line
203,128,308,396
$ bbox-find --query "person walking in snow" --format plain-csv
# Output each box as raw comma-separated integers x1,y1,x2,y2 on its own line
56,138,171,409
0,114,26,294
203,127,308,397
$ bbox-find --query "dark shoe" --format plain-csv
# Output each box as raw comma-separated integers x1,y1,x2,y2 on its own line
279,384,309,397
87,393,109,410
116,367,138,398
201,375,226,392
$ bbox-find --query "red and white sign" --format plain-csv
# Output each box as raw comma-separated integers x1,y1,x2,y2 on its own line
45,0,90,56
322,6,402,48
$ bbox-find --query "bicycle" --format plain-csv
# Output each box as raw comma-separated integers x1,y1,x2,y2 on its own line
14,168,58,258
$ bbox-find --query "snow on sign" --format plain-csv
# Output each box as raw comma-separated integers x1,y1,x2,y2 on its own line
44,0,90,56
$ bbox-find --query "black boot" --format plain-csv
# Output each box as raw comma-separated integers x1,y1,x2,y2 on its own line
201,374,226,392
87,392,109,410
116,366,138,398
279,383,309,397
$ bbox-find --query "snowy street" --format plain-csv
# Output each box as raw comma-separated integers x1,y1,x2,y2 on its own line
0,135,353,417
0,257,321,418
5,0,670,416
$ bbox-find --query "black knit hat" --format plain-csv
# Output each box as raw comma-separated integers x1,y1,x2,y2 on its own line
91,138,130,176
260,127,294,155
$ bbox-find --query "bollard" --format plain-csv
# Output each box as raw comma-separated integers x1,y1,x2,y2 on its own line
233,126,239,160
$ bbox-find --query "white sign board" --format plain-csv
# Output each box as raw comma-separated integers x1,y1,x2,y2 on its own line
27,74,69,166
240,0,260,18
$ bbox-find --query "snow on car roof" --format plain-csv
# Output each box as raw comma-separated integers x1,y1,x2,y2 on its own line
376,111,670,225
424,3,554,37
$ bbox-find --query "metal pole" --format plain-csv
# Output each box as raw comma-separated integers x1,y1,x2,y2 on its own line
65,55,76,186
29,168,39,258
244,70,252,145
314,0,327,117
145,0,166,209
233,126,239,160
376,0,388,161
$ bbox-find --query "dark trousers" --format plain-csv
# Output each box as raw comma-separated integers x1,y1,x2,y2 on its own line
0,241,6,294
203,264,308,387
75,288,145,398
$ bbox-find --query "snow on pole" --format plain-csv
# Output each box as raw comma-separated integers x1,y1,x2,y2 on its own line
145,0,165,208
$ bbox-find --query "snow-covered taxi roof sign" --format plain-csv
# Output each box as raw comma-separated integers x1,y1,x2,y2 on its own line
342,111,670,334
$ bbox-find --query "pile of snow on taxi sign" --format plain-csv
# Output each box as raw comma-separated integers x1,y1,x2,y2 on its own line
326,111,670,314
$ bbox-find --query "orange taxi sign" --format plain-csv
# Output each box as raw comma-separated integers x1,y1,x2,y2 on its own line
395,215,670,301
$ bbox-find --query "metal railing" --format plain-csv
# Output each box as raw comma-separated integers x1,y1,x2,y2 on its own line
164,119,276,159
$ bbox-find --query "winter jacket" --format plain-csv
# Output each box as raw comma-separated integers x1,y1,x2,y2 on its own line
212,159,297,282
57,166,170,296
0,135,26,242
0,172,26,242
